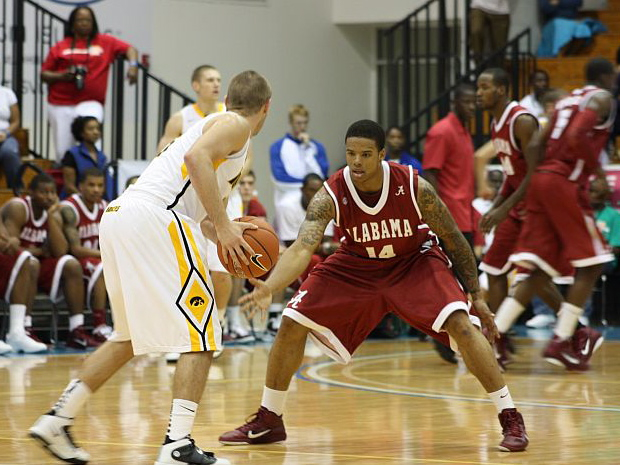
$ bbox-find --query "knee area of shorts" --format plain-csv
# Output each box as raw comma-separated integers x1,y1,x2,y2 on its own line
27,257,41,274
63,258,82,277
444,311,475,337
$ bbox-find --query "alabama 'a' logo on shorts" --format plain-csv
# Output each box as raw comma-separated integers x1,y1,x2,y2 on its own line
288,290,308,309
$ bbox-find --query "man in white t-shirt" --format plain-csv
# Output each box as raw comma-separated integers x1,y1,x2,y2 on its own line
519,69,550,125
0,86,22,190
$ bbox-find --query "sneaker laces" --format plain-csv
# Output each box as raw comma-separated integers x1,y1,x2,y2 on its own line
238,409,268,433
184,437,215,459
501,410,524,436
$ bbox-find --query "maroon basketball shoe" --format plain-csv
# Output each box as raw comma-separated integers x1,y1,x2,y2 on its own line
572,327,604,364
219,407,286,445
498,408,528,452
66,326,102,349
494,333,513,371
542,335,588,371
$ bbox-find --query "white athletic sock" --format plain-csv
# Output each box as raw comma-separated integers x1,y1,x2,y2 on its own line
261,386,287,416
227,305,241,329
167,399,198,441
488,385,515,413
268,303,283,316
24,315,33,328
554,302,583,340
53,379,92,419
9,304,26,335
494,297,525,334
69,314,84,332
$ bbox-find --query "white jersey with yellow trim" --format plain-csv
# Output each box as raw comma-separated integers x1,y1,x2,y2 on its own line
128,111,250,223
181,102,226,133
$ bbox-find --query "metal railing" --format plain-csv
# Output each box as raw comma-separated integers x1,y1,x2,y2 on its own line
2,0,192,163
377,0,469,138
405,28,536,154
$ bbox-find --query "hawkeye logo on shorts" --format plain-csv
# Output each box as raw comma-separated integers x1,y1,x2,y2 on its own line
250,253,268,271
189,296,205,307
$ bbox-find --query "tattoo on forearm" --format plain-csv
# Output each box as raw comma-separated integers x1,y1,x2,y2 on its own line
417,179,479,293
298,188,335,249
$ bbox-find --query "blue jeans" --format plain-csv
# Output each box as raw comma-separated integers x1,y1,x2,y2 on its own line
0,136,20,189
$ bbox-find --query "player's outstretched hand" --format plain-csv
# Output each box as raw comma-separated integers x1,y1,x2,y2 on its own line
217,220,257,275
239,278,272,320
472,297,499,343
479,206,508,234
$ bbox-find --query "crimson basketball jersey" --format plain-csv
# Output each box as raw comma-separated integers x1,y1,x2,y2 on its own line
16,196,48,249
60,194,107,250
491,101,535,218
324,161,438,259
540,85,615,183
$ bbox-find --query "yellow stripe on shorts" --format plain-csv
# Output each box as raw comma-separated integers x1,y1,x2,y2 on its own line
181,221,216,350
167,221,203,352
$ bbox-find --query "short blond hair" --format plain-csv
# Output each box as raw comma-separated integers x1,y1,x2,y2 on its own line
288,104,309,122
226,70,271,115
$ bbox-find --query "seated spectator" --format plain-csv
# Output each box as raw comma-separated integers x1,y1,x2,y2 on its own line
239,170,267,219
59,168,112,340
0,212,44,353
385,126,423,172
61,116,112,200
0,85,21,190
519,70,550,123
537,1,606,57
270,104,329,234
1,173,102,349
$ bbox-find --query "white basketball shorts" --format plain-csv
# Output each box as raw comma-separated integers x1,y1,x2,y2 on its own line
99,194,222,355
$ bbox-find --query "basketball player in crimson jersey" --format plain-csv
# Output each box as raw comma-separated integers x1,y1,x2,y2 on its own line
504,58,615,371
220,120,528,452
59,168,112,341
1,173,101,349
476,68,567,368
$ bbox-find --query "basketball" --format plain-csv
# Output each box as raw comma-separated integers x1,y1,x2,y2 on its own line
216,216,279,278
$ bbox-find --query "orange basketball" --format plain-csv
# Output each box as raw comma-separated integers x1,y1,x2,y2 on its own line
216,216,279,278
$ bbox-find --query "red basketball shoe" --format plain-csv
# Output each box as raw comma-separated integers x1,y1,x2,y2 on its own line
572,327,604,364
543,335,588,371
219,407,286,445
498,408,528,452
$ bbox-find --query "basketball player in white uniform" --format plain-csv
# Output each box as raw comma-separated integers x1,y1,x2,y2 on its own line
29,70,272,465
158,65,250,352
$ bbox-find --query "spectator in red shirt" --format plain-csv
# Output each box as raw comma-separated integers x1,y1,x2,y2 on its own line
239,170,267,219
423,83,477,246
41,6,139,161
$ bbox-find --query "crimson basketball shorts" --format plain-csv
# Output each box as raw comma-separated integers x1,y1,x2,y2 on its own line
282,249,480,364
479,214,522,276
79,257,104,308
38,255,76,303
511,172,613,276
0,250,32,301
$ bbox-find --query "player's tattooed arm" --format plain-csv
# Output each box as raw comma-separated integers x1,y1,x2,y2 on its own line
261,187,335,296
298,188,336,250
60,204,80,248
417,177,481,298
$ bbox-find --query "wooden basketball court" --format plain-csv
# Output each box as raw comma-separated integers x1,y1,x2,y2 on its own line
1,335,619,464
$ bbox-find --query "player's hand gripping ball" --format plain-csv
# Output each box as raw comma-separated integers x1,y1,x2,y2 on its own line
217,216,279,278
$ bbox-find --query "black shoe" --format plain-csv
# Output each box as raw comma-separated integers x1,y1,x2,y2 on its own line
155,437,230,464
433,339,457,364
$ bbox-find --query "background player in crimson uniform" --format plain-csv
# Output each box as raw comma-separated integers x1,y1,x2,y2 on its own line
60,168,112,341
1,173,101,349
0,211,43,354
505,58,616,371
220,120,528,452
476,68,566,368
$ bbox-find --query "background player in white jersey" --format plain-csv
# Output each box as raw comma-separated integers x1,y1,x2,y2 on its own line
157,64,243,352
29,70,272,465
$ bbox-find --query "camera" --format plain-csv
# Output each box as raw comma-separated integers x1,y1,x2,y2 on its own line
73,65,87,91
